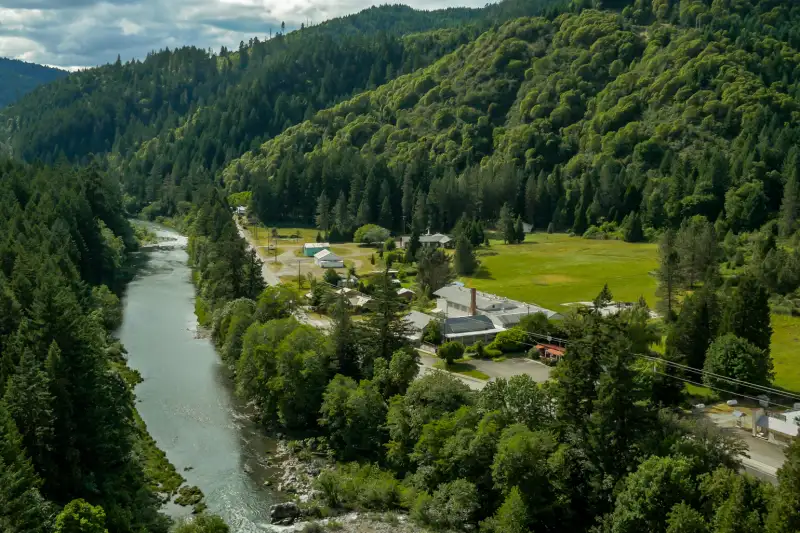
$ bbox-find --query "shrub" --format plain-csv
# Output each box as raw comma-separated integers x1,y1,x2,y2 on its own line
423,319,443,345
355,224,391,244
411,479,478,530
314,464,407,512
438,341,465,365
385,238,397,251
487,328,527,353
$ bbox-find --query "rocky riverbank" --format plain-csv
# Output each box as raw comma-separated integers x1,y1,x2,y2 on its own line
266,440,427,533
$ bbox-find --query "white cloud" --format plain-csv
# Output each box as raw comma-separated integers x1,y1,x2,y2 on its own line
0,0,492,68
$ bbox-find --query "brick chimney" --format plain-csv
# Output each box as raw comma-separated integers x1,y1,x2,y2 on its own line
470,288,477,316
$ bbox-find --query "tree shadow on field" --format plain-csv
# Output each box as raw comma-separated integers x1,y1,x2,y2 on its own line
470,265,495,280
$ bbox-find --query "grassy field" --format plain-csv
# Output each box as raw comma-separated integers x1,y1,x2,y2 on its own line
461,233,659,310
771,314,800,392
434,360,490,380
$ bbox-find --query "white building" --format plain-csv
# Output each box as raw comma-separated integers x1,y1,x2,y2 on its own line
755,408,800,445
433,284,561,326
314,249,344,268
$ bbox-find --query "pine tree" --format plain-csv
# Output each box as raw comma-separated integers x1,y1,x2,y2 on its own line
3,348,55,480
656,229,683,321
401,173,414,231
412,190,427,234
623,212,644,242
357,270,412,377
454,236,478,276
721,274,773,353
315,192,331,231
666,288,719,369
406,230,421,263
379,197,393,230
525,175,537,225
242,248,266,300
330,292,359,378
514,216,525,244
0,400,48,533
780,148,800,237
499,203,516,244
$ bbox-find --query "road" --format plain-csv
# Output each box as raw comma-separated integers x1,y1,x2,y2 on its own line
236,220,281,286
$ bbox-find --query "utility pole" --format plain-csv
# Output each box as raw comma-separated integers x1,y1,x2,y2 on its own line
297,260,302,288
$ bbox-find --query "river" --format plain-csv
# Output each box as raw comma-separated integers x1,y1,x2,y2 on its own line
117,225,277,532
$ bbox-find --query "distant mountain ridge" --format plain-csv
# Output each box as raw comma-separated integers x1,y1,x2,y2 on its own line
0,58,66,108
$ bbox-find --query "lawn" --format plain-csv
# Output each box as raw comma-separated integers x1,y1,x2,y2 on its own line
461,233,659,311
246,224,320,247
434,360,490,380
770,314,800,393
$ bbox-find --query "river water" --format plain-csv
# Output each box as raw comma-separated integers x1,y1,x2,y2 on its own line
117,225,277,532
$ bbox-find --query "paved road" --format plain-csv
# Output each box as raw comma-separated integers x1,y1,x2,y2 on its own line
417,353,553,391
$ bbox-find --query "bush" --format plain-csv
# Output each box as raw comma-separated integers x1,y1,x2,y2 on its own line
423,319,443,345
324,269,342,286
484,348,502,359
438,341,465,365
487,328,527,353
355,224,391,244
411,479,478,531
314,463,407,512
385,238,397,251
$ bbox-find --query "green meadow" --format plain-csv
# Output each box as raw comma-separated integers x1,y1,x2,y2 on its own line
462,233,660,311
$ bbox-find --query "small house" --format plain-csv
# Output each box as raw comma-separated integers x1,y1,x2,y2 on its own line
314,249,344,268
303,242,331,257
235,206,247,216
397,288,415,301
398,233,453,250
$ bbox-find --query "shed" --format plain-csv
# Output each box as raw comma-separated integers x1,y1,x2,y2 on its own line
404,311,436,344
397,288,415,301
303,242,331,257
314,249,344,268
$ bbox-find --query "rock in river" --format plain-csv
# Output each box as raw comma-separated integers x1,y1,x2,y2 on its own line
270,502,300,525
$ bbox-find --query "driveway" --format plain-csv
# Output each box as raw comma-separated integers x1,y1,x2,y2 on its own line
416,353,553,391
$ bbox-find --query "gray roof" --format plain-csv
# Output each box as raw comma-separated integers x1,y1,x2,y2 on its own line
444,315,496,335
434,284,559,319
420,233,452,244
405,311,435,332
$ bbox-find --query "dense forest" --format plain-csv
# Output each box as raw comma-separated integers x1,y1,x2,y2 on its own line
183,180,800,533
0,58,65,109
0,159,171,532
218,0,800,241
0,0,563,215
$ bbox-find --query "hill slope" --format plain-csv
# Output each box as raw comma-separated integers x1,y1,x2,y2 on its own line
0,0,563,210
221,0,800,238
0,58,65,108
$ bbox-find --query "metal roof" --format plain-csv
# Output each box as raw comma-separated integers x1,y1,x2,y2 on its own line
444,315,496,335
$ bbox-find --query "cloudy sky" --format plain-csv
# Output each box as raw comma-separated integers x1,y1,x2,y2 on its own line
0,0,490,70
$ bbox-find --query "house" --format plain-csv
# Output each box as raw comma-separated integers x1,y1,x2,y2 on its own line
443,315,504,345
398,233,453,249
397,288,415,301
235,206,247,216
754,408,800,445
338,275,359,288
314,249,344,268
404,310,436,344
303,242,331,257
433,284,561,325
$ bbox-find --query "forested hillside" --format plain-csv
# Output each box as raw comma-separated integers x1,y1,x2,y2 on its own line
218,0,800,240
0,58,65,109
0,159,169,532
0,0,563,213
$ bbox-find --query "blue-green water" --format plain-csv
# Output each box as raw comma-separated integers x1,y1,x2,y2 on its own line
118,225,276,532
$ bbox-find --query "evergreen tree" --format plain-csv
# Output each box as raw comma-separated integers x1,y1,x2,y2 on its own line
720,275,772,353
656,229,683,321
412,190,428,234
406,230,421,263
780,148,800,237
623,212,644,243
0,400,48,533
514,216,525,244
666,288,719,369
357,270,412,376
379,197,393,230
525,175,537,225
330,291,360,378
242,249,266,300
499,203,516,244
454,235,478,276
417,247,455,297
315,192,331,231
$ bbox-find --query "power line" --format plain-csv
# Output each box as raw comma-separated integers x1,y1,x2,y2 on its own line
652,370,797,411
